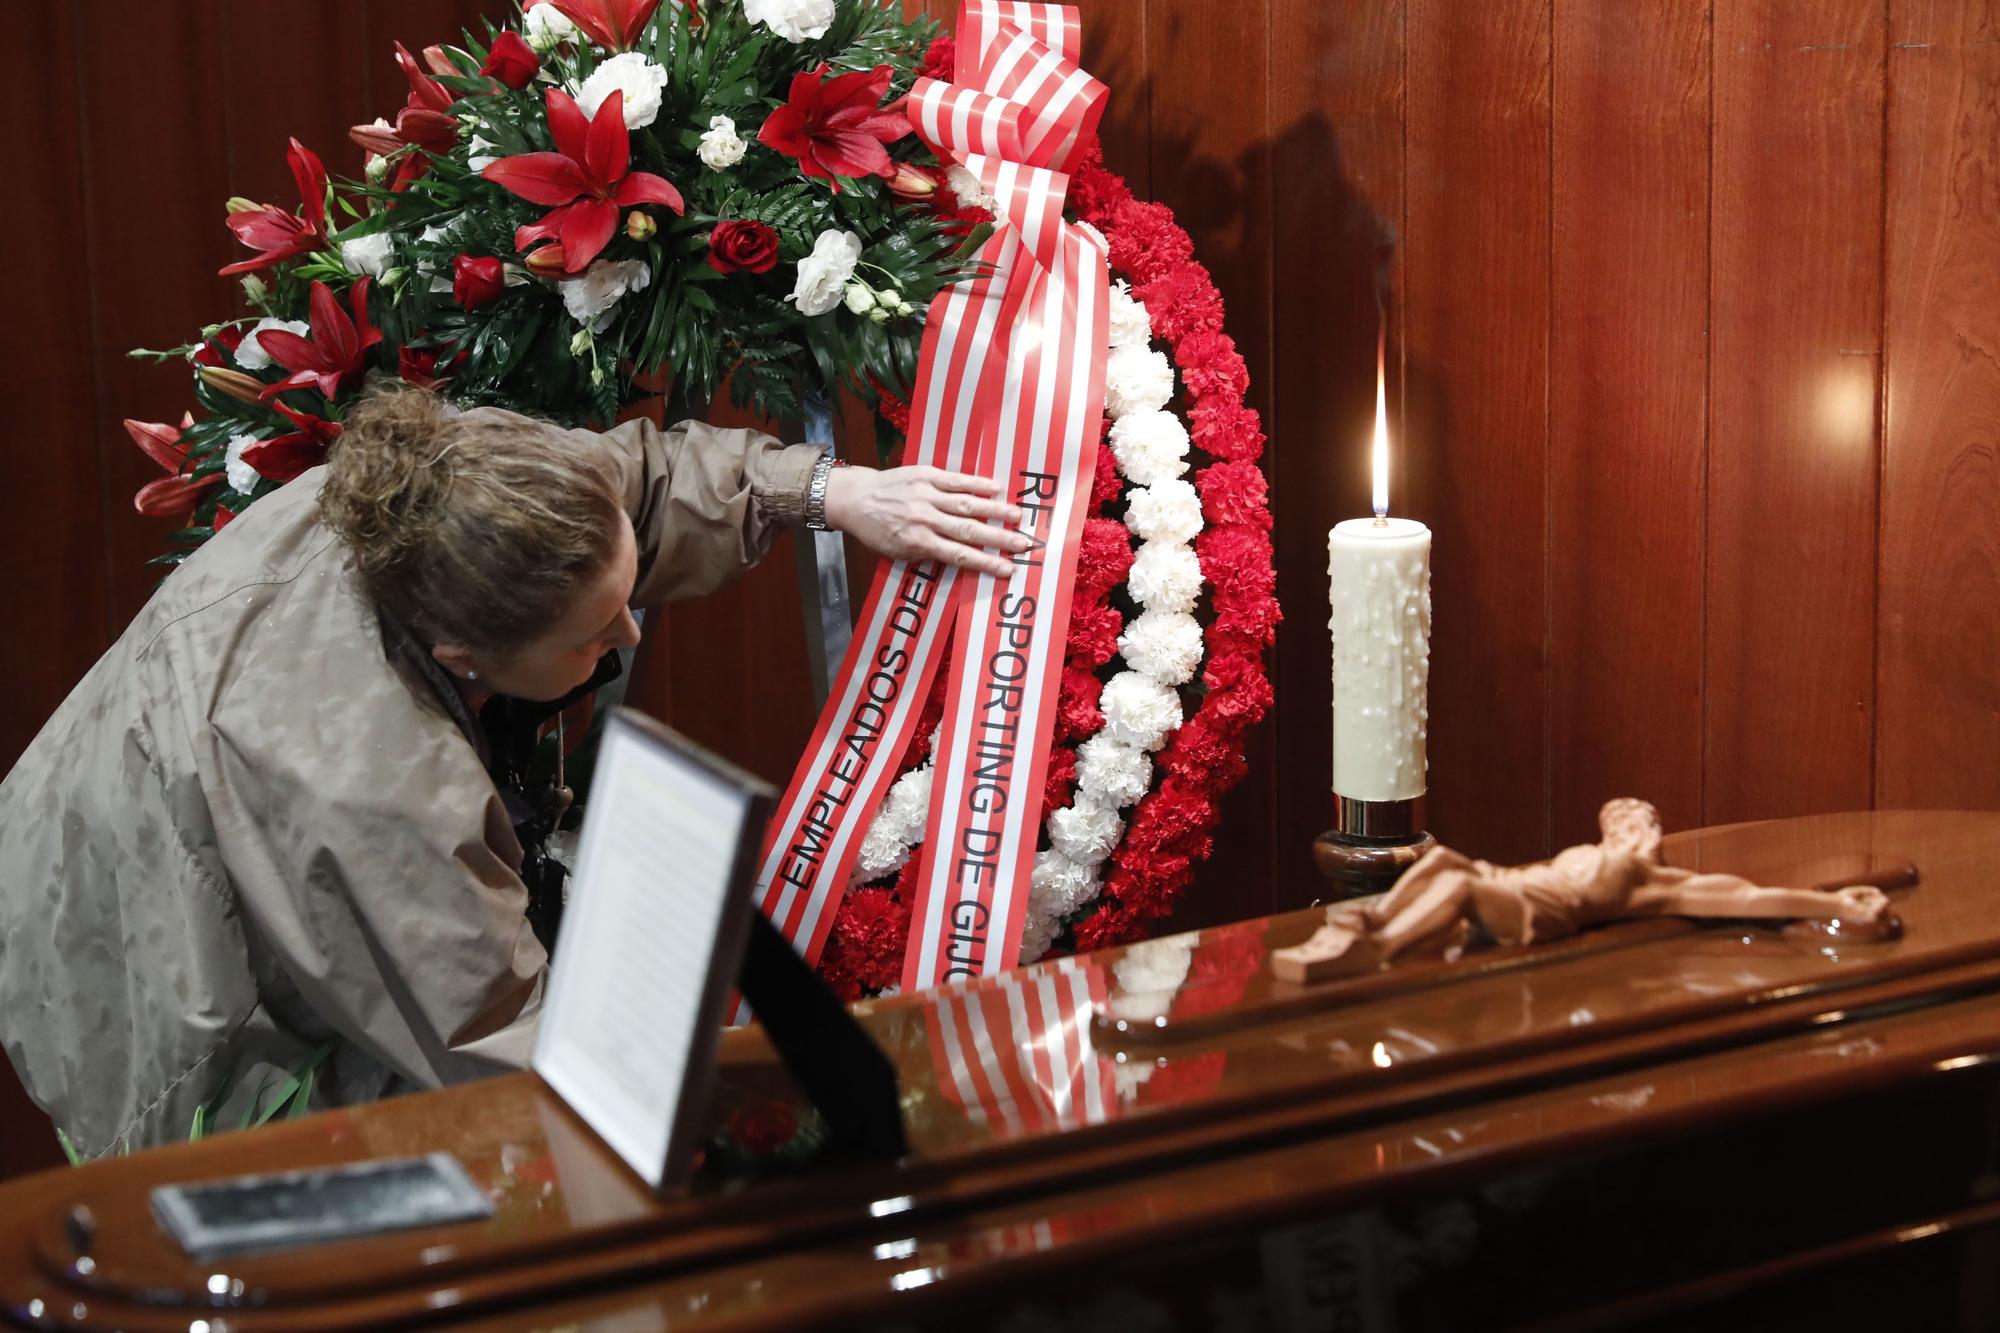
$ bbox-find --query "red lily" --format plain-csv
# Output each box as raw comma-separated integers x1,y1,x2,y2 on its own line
219,139,328,276
351,43,460,189
240,400,344,483
125,414,220,516
398,345,467,389
525,0,661,51
757,64,913,190
256,279,383,400
482,88,683,273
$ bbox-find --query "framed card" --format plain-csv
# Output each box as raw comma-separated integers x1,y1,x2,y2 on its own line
532,709,776,1191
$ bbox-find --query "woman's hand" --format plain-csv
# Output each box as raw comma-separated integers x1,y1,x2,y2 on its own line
822,465,1029,578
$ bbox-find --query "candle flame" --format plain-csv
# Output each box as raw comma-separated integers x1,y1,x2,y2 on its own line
1371,329,1390,518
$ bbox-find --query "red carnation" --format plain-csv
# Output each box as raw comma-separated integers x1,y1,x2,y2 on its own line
1089,440,1122,509
1202,652,1274,728
480,31,541,89
726,1102,797,1157
1177,331,1251,401
1074,517,1134,599
1197,526,1276,594
1055,666,1104,741
1198,460,1271,529
1064,598,1123,670
1138,266,1227,342
1043,745,1078,814
1187,399,1266,462
757,63,913,189
706,219,781,274
451,254,506,310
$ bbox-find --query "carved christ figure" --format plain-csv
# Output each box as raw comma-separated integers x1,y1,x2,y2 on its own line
1275,800,1895,980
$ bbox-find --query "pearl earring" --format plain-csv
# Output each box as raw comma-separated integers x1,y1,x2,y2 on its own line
466,670,478,681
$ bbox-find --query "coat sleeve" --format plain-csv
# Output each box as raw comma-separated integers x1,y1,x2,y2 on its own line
204,705,548,1090
585,415,822,607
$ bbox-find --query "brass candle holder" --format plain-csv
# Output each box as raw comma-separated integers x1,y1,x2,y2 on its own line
1313,793,1436,901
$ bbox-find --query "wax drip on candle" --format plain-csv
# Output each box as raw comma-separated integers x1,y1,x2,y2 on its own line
1371,326,1390,526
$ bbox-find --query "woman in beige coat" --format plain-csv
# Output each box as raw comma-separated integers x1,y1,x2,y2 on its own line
0,387,1028,1157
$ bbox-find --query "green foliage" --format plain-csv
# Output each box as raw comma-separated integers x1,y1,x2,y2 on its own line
136,0,966,559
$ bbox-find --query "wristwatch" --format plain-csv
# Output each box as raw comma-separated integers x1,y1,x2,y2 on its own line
805,451,847,531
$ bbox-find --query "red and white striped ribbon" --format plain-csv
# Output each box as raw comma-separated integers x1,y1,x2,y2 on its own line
750,3,1107,1004
927,956,1113,1135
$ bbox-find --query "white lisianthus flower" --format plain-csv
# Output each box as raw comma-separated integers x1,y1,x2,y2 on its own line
1100,670,1183,751
745,0,836,43
1124,477,1204,546
1076,735,1153,809
697,114,746,170
234,317,309,372
1107,409,1190,485
1048,798,1124,867
1105,344,1175,417
223,434,265,494
339,231,394,279
467,134,502,172
1108,279,1152,349
1118,608,1204,687
788,229,863,317
1127,541,1203,615
575,51,668,128
945,163,995,212
843,281,877,315
559,258,652,333
522,4,580,51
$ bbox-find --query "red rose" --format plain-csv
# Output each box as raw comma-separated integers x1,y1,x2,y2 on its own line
480,31,541,89
707,219,781,274
451,254,505,310
917,35,956,81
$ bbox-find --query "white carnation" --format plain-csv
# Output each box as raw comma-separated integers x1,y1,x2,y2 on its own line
1112,935,1195,998
1108,280,1151,348
1104,344,1174,417
1047,798,1123,867
788,229,863,317
1124,477,1203,545
223,433,264,494
1075,735,1152,808
1073,219,1107,253
575,51,668,129
1118,608,1204,687
1107,409,1189,485
1017,910,1059,965
854,817,913,881
1029,848,1100,917
945,164,995,212
744,0,836,43
697,114,746,170
883,764,933,839
233,317,309,372
522,4,580,50
559,258,651,333
339,231,394,279
1127,542,1203,615
1100,670,1183,751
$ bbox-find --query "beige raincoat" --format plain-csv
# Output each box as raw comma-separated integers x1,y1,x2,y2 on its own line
0,411,817,1156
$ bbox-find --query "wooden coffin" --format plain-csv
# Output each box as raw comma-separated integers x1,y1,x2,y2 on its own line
4,809,2000,1331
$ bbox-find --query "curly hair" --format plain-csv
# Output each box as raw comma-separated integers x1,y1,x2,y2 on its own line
318,386,624,657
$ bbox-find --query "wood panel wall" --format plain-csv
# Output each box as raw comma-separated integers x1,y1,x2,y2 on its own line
4,0,1997,1174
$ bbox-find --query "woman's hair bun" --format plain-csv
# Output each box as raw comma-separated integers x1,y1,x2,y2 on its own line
319,385,459,576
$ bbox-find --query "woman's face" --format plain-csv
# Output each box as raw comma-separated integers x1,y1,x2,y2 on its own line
435,510,643,702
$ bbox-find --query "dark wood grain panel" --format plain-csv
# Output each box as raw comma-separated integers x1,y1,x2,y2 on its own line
1547,0,1709,846
1268,0,1405,907
1147,0,1277,926
1075,0,1150,199
218,0,371,199
1877,0,2000,810
1402,0,1552,864
1705,0,1885,825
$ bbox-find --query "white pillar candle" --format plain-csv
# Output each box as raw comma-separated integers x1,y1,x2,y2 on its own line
1328,518,1431,802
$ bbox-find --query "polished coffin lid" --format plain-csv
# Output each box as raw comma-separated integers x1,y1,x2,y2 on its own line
2,809,1996,1330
